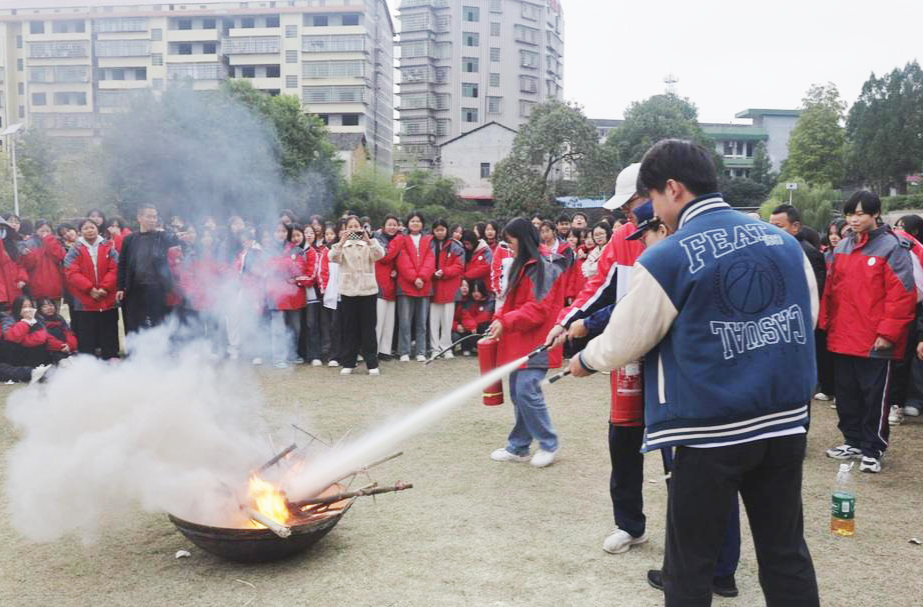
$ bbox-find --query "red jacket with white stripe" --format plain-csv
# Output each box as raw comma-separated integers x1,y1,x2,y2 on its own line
20,234,66,299
396,233,435,297
374,232,403,301
464,240,492,284
430,239,465,304
820,225,916,359
0,244,28,306
265,244,309,310
2,318,49,348
63,238,119,312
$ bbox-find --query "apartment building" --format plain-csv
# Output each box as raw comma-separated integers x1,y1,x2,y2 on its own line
0,0,394,173
396,0,564,172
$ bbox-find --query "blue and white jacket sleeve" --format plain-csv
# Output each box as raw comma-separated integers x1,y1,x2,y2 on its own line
583,304,614,337
579,263,678,372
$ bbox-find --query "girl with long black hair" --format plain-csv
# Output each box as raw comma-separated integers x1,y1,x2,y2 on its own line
0,217,27,311
429,219,464,357
486,217,569,468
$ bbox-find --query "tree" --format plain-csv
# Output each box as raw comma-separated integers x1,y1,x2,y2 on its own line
492,101,598,218
847,61,923,194
750,141,777,189
14,129,62,220
758,179,840,231
722,178,770,208
338,168,402,226
575,137,622,198
782,84,846,186
608,93,716,165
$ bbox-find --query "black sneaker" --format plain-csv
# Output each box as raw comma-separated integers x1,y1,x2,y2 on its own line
378,353,392,362
647,570,664,592
646,569,738,598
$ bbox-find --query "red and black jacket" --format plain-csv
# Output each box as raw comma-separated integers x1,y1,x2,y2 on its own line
396,233,435,298
430,238,464,304
63,239,119,312
20,234,66,299
374,232,403,301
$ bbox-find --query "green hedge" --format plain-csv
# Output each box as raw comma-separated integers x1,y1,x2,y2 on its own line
883,194,923,211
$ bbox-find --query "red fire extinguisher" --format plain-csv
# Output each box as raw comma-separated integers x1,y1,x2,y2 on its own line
610,360,643,425
477,337,504,406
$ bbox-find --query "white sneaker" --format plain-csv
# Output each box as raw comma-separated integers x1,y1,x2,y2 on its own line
273,362,290,370
30,365,51,384
415,354,427,362
859,456,882,473
530,449,557,468
328,360,339,368
905,405,921,417
490,448,530,463
814,392,833,401
369,368,381,376
603,529,649,554
889,405,904,426
444,351,455,360
358,355,364,362
826,444,861,460
251,357,263,366
291,357,305,365
399,355,410,362
340,367,353,375
311,359,323,367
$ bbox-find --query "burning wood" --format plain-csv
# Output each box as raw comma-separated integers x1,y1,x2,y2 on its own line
243,508,291,539
332,451,404,484
257,443,298,473
290,481,414,510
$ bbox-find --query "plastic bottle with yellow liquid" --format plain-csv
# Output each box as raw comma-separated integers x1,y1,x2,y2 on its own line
831,462,856,537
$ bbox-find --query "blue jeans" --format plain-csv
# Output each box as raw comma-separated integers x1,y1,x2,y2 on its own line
270,310,295,365
507,368,558,454
398,295,429,357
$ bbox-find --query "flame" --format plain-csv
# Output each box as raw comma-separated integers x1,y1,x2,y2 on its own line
247,474,291,527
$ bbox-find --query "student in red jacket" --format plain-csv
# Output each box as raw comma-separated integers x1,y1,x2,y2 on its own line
265,222,309,369
0,218,28,310
461,230,492,285
486,217,569,468
298,224,323,366
483,220,501,253
429,219,464,357
20,220,66,302
452,279,494,355
374,215,403,360
1,295,52,368
36,297,77,361
396,211,434,362
821,191,916,473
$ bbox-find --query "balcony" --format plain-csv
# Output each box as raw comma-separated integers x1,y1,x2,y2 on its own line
169,29,220,42
28,41,90,60
167,63,227,82
302,35,367,54
96,39,151,58
222,37,281,55
228,27,281,38
302,85,369,105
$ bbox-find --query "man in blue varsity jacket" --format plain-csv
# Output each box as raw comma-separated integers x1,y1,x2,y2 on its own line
570,139,820,607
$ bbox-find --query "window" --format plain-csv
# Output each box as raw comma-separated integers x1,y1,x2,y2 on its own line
242,18,256,28
241,66,256,78
313,16,328,26
520,75,538,93
463,32,479,47
521,2,540,20
152,28,163,41
318,114,329,125
481,162,491,178
16,36,22,49
462,57,478,73
203,42,217,54
515,24,539,45
342,114,360,126
32,93,46,106
178,43,193,55
112,68,126,80
462,108,478,123
463,6,479,21
489,73,500,86
152,53,163,66
286,50,298,63
203,18,217,29
286,75,298,88
286,24,297,38
462,83,478,98
17,83,23,95
178,19,192,30
135,68,147,80
436,15,451,31
489,0,502,11
342,14,359,26
30,21,45,35
19,106,25,119
436,119,449,136
520,100,535,117
520,49,539,68
17,59,23,72
54,92,87,106
53,20,86,34
266,15,280,28
490,47,500,61
488,96,501,113
267,65,281,77
490,22,501,36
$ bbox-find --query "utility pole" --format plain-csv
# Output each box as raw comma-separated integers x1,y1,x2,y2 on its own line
1,124,23,216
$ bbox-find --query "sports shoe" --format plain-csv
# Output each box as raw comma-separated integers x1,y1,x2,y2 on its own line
814,392,834,401
826,444,861,460
602,529,648,554
369,368,380,376
251,357,263,366
859,456,881,473
462,350,472,356
30,365,51,385
889,405,904,426
905,405,921,417
291,357,305,365
328,360,339,368
646,570,737,598
490,448,530,463
340,367,353,375
399,355,411,362
415,354,427,362
443,351,455,360
273,362,290,369
311,359,323,367
530,449,557,468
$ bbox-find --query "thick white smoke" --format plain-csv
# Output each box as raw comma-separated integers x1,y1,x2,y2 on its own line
4,325,270,543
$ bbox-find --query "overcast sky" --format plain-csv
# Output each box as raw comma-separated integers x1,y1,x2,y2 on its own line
394,0,923,124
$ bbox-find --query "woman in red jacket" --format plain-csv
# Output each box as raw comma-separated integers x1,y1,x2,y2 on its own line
486,217,569,468
1,295,52,368
20,220,66,303
374,214,403,360
265,222,309,369
483,220,501,253
396,211,434,362
36,297,77,361
429,219,464,358
0,218,28,311
63,218,120,359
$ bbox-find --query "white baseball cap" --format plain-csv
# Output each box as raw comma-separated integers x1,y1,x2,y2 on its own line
603,162,641,210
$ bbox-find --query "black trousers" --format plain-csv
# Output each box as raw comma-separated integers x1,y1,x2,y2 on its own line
73,309,120,359
609,424,646,538
339,295,378,370
0,342,52,368
122,285,169,335
0,363,31,383
319,305,341,363
662,435,818,607
815,330,836,396
834,354,892,458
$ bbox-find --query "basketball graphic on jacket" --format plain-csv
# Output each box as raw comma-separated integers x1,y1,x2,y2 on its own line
723,259,776,315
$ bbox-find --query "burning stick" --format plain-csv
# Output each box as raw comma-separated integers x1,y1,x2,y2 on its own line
243,508,291,538
257,443,298,473
290,481,413,510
